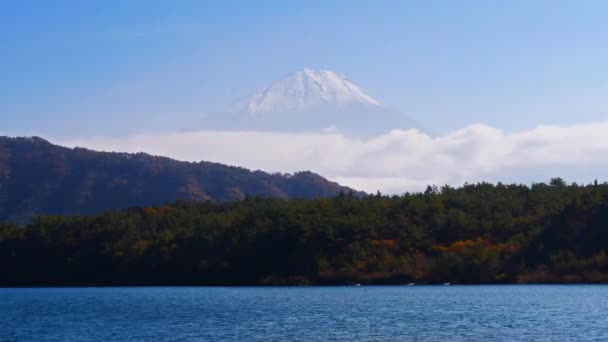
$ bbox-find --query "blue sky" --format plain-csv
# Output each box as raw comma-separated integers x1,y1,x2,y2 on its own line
3,0,608,138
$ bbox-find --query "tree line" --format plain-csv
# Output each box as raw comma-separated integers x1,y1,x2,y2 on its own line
2,178,608,285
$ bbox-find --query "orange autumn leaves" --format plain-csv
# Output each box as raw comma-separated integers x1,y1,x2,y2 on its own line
435,238,519,261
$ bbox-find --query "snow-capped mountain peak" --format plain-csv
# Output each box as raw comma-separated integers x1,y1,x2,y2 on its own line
199,68,420,136
235,69,381,114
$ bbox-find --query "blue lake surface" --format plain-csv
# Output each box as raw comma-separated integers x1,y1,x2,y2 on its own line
2,285,608,341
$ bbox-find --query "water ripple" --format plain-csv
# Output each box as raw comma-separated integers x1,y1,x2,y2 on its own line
2,285,608,341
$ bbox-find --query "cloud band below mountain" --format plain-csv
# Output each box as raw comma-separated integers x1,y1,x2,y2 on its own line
58,122,608,193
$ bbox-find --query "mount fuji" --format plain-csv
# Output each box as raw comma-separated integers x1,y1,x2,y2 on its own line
200,69,420,136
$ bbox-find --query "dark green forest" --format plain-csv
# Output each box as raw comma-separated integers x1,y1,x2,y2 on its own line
2,178,608,286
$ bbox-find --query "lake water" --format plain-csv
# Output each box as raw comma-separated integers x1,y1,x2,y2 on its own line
2,285,607,341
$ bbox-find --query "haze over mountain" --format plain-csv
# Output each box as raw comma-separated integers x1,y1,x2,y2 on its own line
0,136,360,223
199,69,420,136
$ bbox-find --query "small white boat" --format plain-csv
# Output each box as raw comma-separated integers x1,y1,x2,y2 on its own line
443,282,451,286
407,283,415,286
354,283,362,286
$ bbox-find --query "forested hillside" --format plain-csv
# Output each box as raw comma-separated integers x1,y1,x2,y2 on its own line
2,179,608,285
0,136,357,223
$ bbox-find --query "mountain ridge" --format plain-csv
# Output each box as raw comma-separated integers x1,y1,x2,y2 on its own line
0,136,362,223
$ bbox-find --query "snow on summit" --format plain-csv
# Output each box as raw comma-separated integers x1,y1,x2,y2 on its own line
199,68,420,136
235,69,381,114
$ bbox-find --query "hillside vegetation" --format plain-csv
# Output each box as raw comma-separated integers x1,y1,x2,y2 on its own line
0,136,356,223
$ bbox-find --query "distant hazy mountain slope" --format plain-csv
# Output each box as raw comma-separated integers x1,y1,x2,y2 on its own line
0,136,360,223
200,69,420,136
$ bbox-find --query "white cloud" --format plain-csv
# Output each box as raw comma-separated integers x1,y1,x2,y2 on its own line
57,122,608,194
